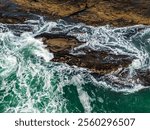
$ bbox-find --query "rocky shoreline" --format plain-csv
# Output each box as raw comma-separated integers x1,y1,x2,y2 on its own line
1,0,150,26
0,0,150,87
12,0,150,27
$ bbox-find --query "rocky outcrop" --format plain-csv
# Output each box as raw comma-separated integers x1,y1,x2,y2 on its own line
1,0,150,26
35,33,150,86
35,33,135,75
11,0,150,27
1,0,150,87
52,48,134,74
35,33,84,53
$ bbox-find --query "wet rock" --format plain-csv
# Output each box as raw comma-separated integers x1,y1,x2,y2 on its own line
1,0,150,88
135,69,150,86
52,48,134,74
35,33,135,74
101,68,150,88
2,0,150,26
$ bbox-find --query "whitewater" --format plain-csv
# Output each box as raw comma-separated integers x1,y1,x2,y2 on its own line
0,18,150,113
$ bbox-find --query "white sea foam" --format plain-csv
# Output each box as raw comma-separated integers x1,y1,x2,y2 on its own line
0,28,66,112
0,19,150,113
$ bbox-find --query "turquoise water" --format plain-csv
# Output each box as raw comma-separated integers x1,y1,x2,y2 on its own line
0,19,150,113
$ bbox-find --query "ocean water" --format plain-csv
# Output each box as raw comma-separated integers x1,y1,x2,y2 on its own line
0,18,150,113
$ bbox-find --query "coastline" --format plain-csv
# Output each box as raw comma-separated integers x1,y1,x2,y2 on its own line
11,0,150,27
0,0,150,86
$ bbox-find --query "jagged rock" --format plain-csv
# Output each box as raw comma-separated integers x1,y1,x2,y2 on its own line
101,68,150,88
36,33,135,75
135,69,150,86
52,48,135,74
1,0,150,87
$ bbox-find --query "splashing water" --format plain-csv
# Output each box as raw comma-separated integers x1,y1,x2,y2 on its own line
0,18,150,113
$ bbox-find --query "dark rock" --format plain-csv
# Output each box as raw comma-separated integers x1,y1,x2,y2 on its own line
52,47,135,74
136,69,150,86
34,32,135,75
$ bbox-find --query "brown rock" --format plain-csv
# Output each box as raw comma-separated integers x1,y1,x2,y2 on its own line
12,0,150,27
35,33,84,53
44,37,82,53
1,0,149,86
35,33,135,75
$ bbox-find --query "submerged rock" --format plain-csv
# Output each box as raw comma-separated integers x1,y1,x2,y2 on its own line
135,69,150,86
101,68,150,88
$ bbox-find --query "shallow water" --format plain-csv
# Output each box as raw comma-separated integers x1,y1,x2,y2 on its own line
0,18,150,113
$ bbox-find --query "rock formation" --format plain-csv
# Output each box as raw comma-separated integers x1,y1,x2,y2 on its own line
0,0,150,86
11,0,150,26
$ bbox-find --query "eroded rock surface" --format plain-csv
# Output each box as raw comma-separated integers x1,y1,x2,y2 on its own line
135,69,150,86
35,31,150,87
100,68,150,88
35,33,135,75
12,0,150,26
35,33,84,53
52,48,134,74
1,0,150,87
